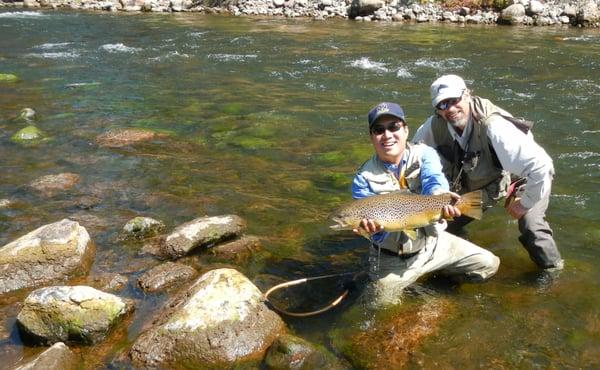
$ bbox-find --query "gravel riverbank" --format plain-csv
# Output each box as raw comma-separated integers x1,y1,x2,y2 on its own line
1,0,599,27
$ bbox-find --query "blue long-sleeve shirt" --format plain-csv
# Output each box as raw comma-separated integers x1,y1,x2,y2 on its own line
351,145,449,244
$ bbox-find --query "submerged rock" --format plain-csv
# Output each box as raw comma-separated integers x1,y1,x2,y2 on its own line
11,125,45,144
209,235,261,261
0,73,18,82
332,298,452,369
264,334,346,370
12,342,78,370
122,216,165,239
0,219,95,295
129,268,285,368
28,173,80,197
88,273,129,293
95,128,160,148
162,215,246,259
17,285,134,345
17,108,36,122
137,262,197,293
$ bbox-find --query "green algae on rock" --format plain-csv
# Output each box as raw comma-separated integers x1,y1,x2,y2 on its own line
129,268,285,368
0,73,18,82
11,125,46,144
17,285,134,345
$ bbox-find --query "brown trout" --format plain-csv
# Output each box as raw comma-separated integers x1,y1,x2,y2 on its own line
329,190,482,239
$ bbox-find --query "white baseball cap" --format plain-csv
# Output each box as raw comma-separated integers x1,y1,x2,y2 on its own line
430,74,467,108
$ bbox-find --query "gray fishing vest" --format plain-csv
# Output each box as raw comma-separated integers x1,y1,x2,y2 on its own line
430,96,512,207
356,143,436,254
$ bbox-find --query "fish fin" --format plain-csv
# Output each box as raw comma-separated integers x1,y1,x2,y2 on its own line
404,229,417,240
456,190,483,220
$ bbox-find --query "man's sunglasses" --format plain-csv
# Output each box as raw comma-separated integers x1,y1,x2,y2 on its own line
370,120,405,135
436,92,464,111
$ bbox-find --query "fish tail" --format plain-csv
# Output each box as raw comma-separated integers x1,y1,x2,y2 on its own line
456,190,483,220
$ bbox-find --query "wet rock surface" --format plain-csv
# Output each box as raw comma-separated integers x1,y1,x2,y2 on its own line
209,234,261,261
137,262,197,293
162,215,247,259
333,298,453,369
88,273,129,293
122,216,165,239
17,285,134,345
12,342,78,370
129,268,285,368
95,128,160,148
28,173,80,197
0,219,95,295
10,125,45,144
264,333,346,370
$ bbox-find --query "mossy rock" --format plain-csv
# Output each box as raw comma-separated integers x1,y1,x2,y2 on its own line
11,125,45,144
231,136,274,150
0,73,18,82
239,125,276,139
220,103,245,115
314,151,347,165
318,172,351,190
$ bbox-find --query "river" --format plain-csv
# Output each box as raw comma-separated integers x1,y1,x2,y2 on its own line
1,9,599,368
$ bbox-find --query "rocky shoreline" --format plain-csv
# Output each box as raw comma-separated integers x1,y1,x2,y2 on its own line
0,0,598,27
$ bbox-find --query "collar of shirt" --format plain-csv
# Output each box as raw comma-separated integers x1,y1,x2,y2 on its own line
382,151,408,178
447,118,472,150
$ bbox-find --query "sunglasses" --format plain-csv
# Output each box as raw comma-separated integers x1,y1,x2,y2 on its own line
436,92,464,111
370,120,405,135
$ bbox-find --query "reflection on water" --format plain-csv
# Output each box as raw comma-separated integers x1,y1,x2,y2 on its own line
1,9,599,368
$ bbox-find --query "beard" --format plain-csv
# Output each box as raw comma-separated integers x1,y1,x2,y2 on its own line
448,114,469,131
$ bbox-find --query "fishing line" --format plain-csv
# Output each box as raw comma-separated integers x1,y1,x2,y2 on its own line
264,271,363,317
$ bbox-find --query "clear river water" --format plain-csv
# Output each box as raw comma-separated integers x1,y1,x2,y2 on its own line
0,9,599,368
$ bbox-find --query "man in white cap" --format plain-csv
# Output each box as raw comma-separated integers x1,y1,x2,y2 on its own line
412,75,563,271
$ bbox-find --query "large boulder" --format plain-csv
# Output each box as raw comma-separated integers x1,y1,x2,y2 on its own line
12,342,78,370
500,3,526,24
349,0,385,18
0,219,95,295
162,215,246,259
17,285,134,345
129,268,285,368
576,0,599,26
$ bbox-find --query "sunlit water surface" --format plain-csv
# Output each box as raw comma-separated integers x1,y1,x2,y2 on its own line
0,9,599,368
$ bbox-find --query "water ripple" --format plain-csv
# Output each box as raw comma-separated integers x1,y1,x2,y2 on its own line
207,53,258,62
100,43,142,53
0,11,48,18
557,151,600,160
414,57,469,71
35,42,73,50
348,57,389,73
25,51,80,59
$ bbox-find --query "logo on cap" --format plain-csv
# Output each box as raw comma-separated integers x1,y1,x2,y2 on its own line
376,103,390,115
